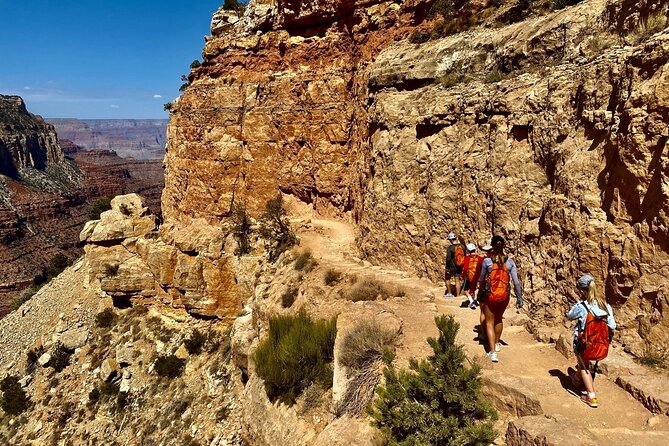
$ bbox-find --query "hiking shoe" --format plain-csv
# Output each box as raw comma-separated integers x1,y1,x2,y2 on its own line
469,301,477,309
581,395,598,408
495,342,501,352
487,351,498,363
445,293,454,298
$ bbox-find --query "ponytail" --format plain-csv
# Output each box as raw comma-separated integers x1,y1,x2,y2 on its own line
491,237,507,265
586,280,607,310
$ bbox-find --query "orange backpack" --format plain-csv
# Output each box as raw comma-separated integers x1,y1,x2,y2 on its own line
487,261,510,303
576,303,611,361
454,245,465,267
466,254,480,282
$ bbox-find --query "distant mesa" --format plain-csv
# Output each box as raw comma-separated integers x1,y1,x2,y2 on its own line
47,118,168,160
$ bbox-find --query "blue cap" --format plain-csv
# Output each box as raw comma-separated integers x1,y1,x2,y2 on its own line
577,274,594,289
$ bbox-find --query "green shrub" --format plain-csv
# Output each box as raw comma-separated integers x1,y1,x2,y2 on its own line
253,310,337,405
339,321,397,370
184,329,207,355
154,355,186,378
223,0,245,13
294,250,317,272
0,376,30,415
369,315,497,445
190,60,201,69
88,197,112,220
347,279,390,302
259,194,297,262
232,202,253,256
46,253,70,280
50,343,71,373
281,287,299,308
409,30,430,44
638,344,669,369
324,269,343,286
484,69,506,83
95,308,117,328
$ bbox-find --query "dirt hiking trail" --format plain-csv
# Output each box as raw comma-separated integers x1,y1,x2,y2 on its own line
298,217,669,446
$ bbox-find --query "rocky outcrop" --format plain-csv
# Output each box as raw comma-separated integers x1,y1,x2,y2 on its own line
47,119,168,160
0,103,164,314
0,95,63,177
82,194,242,319
359,1,669,355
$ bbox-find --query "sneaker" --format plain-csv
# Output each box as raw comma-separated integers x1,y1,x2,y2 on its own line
445,293,454,298
487,351,498,363
469,301,477,309
581,395,598,408
495,342,501,352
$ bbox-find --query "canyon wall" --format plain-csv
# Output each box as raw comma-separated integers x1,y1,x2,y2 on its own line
48,118,168,160
159,0,669,354
0,97,164,315
360,0,669,352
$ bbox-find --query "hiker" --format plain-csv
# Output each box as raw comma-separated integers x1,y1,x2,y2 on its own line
478,235,523,362
461,243,483,309
567,274,616,408
476,241,493,341
444,232,465,297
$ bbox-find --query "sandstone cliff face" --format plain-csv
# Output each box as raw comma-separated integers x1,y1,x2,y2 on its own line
0,95,63,178
360,0,669,352
162,0,424,225
161,0,669,354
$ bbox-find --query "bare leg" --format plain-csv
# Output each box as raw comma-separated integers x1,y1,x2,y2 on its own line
494,316,503,344
455,276,462,296
578,358,595,394
482,303,496,353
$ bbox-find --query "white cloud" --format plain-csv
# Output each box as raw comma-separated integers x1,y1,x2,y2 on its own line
153,94,162,98
110,104,120,109
23,86,31,90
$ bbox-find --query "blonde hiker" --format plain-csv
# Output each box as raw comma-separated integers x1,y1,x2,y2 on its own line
567,274,616,408
478,235,523,362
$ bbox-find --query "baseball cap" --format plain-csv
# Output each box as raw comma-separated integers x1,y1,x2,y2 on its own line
480,240,492,251
447,232,457,240
577,274,594,289
466,243,476,252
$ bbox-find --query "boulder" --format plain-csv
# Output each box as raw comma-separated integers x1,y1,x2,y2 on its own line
615,374,669,415
313,416,383,446
506,415,599,446
555,334,572,360
480,370,543,417
38,353,51,367
100,358,120,382
115,344,134,367
18,375,32,388
84,194,156,243
59,328,89,351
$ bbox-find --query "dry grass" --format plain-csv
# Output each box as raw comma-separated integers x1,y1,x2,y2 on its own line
324,269,343,286
629,12,668,45
294,249,318,272
347,279,391,302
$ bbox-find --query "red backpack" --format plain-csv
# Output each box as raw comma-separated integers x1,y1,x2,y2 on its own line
466,254,480,282
577,303,611,361
454,245,465,267
487,261,510,303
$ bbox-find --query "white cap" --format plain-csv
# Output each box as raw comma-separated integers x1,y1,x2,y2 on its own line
481,240,492,251
466,243,476,252
447,232,457,240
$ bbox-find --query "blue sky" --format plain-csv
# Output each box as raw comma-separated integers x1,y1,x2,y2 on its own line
0,0,223,119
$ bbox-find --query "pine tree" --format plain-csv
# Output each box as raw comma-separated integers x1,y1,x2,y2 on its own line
368,315,497,446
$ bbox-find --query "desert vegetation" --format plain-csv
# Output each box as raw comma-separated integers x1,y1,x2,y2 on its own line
259,194,297,261
253,310,337,405
369,315,497,445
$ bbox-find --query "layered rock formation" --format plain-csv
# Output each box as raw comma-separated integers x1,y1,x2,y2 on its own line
0,96,63,177
161,0,669,354
0,98,164,315
48,118,168,160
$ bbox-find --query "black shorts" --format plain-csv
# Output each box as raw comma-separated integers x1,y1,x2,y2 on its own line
448,265,463,277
